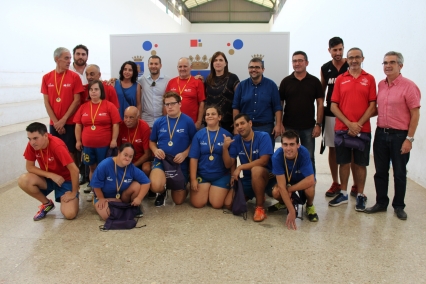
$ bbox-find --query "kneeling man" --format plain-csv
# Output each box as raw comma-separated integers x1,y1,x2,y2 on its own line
18,122,79,220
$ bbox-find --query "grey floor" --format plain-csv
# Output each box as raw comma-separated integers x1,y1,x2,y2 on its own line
1,144,425,283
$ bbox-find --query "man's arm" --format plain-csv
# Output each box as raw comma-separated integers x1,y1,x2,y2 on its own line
110,123,119,148
195,101,204,130
235,155,270,172
43,94,59,124
401,107,420,154
66,162,80,196
287,174,315,193
357,101,377,129
56,94,81,129
312,97,324,137
222,134,235,168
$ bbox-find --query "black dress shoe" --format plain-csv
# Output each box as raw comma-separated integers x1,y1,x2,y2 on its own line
365,203,387,214
395,208,407,220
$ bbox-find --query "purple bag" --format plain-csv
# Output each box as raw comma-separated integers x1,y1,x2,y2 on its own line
99,202,145,231
162,154,185,190
334,130,371,151
231,179,247,220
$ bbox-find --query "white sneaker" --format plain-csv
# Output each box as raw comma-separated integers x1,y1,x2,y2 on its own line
86,192,94,202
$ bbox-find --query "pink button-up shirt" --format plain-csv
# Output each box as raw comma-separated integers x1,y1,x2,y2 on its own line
377,74,421,130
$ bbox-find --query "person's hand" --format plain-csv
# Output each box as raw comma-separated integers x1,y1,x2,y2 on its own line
312,125,321,138
190,179,199,192
272,124,283,139
230,175,237,187
61,191,77,203
286,209,297,230
173,152,187,164
232,167,242,181
50,173,65,187
131,197,142,206
54,119,66,132
106,78,117,86
110,140,117,149
96,198,108,210
347,122,361,136
194,75,204,81
57,126,66,135
401,139,412,154
195,121,202,130
223,134,234,149
154,149,165,160
76,141,82,151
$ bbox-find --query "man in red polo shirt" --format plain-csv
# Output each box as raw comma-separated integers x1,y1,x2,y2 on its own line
329,47,377,212
165,57,205,129
41,47,84,161
19,122,80,221
82,64,119,109
365,51,421,220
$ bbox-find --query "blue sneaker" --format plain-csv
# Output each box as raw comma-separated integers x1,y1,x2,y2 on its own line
355,195,366,212
328,193,348,207
33,199,55,221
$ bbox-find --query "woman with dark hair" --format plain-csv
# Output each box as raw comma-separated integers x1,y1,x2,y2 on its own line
189,105,233,209
74,80,121,186
204,52,240,133
90,143,150,220
114,61,141,119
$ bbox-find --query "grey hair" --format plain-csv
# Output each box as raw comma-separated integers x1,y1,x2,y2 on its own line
347,47,364,57
384,51,404,65
53,47,69,59
249,57,264,68
87,64,101,72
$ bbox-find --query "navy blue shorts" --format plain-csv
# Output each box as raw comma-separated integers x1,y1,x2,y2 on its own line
241,172,276,200
42,179,79,202
49,124,76,153
82,146,109,165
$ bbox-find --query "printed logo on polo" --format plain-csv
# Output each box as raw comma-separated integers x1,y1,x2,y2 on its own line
360,78,369,86
253,149,259,154
328,69,332,72
107,176,113,181
63,83,71,87
170,87,177,92
295,170,301,174
200,141,207,146
239,151,245,155
217,142,224,146
36,153,41,158
160,128,167,133
48,157,54,162
48,83,54,87
176,129,185,133
82,112,88,116
98,113,107,116
135,139,142,143
184,88,192,92
124,179,132,183
341,80,351,85
122,137,128,142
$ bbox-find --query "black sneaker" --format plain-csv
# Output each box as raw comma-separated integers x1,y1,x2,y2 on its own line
154,191,167,207
147,190,157,199
136,205,143,218
84,183,92,194
268,202,287,212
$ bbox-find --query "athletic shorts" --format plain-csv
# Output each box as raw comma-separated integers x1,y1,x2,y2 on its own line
324,116,336,147
241,172,276,200
335,133,371,166
43,179,79,202
82,146,109,165
50,124,76,153
197,174,231,190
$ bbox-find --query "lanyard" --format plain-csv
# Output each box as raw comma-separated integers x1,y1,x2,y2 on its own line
178,76,191,96
54,70,66,102
39,146,49,172
206,127,220,161
284,153,298,184
166,114,181,146
114,158,127,199
90,100,102,130
241,132,254,162
127,122,139,144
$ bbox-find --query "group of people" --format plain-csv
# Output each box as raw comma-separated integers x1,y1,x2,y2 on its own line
18,37,420,229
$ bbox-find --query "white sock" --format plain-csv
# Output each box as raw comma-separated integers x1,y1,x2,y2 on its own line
341,190,348,197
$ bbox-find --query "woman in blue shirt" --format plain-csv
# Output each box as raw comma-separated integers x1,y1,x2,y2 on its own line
189,106,233,209
91,143,150,220
114,61,141,119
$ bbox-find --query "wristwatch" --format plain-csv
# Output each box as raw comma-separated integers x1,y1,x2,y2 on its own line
315,123,323,127
406,136,414,143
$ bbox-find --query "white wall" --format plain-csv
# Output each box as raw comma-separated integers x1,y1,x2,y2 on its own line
272,0,426,186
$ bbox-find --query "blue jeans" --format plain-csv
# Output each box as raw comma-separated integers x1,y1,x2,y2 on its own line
373,128,409,209
252,123,275,148
285,127,315,173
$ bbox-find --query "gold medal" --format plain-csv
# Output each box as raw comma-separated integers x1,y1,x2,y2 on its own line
209,155,214,161
206,128,220,163
114,158,127,202
287,184,291,188
56,97,61,102
91,125,96,130
168,141,173,146
116,193,120,199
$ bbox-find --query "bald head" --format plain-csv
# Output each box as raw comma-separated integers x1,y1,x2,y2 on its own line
86,64,101,83
177,57,191,79
123,106,140,128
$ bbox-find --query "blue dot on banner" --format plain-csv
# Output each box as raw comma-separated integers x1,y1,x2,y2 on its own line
142,41,152,51
233,39,243,50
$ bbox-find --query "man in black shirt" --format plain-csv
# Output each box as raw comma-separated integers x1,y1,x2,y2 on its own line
320,37,359,199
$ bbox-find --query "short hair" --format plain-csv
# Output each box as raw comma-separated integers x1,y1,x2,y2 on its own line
73,44,89,56
203,104,223,118
281,130,300,144
119,61,138,83
53,47,69,59
292,51,308,61
249,57,264,68
119,142,135,153
87,80,106,100
162,91,181,104
207,51,230,86
26,122,48,135
87,64,100,72
329,37,344,48
149,55,162,64
384,51,404,65
234,113,251,123
347,47,364,57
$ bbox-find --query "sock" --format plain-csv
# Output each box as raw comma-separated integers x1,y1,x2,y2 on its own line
341,190,348,197
357,193,364,197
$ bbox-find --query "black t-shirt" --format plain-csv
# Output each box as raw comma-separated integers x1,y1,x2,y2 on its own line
279,72,323,130
321,60,349,117
205,72,240,132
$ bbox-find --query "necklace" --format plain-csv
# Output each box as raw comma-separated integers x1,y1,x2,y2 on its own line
127,122,139,144
54,70,66,102
284,152,298,187
39,143,50,172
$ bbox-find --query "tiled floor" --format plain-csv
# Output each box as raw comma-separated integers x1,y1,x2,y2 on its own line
1,145,425,283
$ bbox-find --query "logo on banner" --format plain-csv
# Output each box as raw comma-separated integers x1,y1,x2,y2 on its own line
190,39,202,47
132,56,144,77
189,54,211,78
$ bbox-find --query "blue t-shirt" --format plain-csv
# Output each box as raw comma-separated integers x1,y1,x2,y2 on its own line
150,113,196,171
228,131,273,178
189,127,232,180
271,145,315,184
232,76,282,124
115,81,138,120
91,157,150,199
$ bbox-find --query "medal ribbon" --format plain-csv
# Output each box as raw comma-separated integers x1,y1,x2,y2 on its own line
241,132,254,163
284,152,298,184
114,158,127,197
39,145,49,172
206,128,220,157
177,76,191,96
167,113,181,142
127,121,139,144
54,70,66,101
90,100,102,127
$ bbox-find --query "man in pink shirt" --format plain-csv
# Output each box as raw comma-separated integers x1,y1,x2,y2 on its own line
365,51,421,220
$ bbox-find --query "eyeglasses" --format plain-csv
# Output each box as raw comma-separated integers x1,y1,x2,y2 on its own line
348,56,363,61
382,61,398,66
151,81,156,87
292,59,305,64
248,66,262,70
164,102,178,107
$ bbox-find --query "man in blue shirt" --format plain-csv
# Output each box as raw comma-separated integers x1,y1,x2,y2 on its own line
232,58,283,147
270,130,318,223
222,113,275,222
